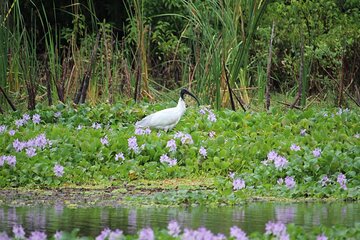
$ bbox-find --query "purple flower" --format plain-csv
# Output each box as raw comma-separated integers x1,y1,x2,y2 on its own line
92,122,101,129
181,133,193,144
34,134,49,149
77,125,83,130
199,146,207,158
115,152,125,161
15,119,25,128
320,175,330,187
0,125,7,133
166,139,177,152
229,172,235,179
208,131,216,138
233,178,245,190
144,128,151,134
355,133,360,139
174,131,184,139
23,113,30,122
96,228,111,240
0,232,10,240
135,127,145,135
28,231,47,240
138,228,154,240
230,226,248,240
285,176,296,189
54,231,62,240
8,130,16,136
199,108,207,115
207,112,217,122
337,173,347,190
109,229,123,240
32,114,41,124
2,155,17,167
12,225,25,239
265,221,287,237
128,136,139,153
267,151,278,161
317,234,328,240
168,158,177,167
26,147,37,157
168,220,181,237
100,136,109,146
300,129,306,136
160,154,171,164
277,178,284,185
54,112,61,118
313,148,322,157
54,164,64,177
290,144,300,151
274,156,288,170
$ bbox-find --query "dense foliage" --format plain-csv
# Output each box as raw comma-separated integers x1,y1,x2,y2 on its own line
0,103,359,202
0,0,359,110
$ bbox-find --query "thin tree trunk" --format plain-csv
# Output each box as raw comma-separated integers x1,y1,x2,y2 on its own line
338,55,345,107
291,36,304,109
45,56,53,106
74,32,100,104
223,61,236,111
0,85,16,111
103,25,113,104
265,21,275,111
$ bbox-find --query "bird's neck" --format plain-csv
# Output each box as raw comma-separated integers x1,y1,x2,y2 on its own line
177,97,186,115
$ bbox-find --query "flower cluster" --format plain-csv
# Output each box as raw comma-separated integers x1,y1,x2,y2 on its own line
92,122,102,129
278,176,296,189
0,125,7,133
312,148,322,158
230,226,248,240
262,150,288,170
233,178,245,190
166,139,177,152
0,155,16,167
96,228,123,240
139,228,154,240
174,132,194,145
167,220,181,237
115,152,125,161
199,146,207,158
128,136,140,153
265,221,289,240
135,127,151,135
290,144,300,151
320,175,330,187
199,107,217,122
100,136,109,146
54,164,64,177
160,154,177,167
13,133,51,152
337,173,347,190
183,227,225,240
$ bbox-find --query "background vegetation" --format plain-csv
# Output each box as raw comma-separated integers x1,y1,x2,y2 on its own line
0,0,359,112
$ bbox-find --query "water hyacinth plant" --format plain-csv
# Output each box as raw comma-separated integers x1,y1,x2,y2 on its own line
1,220,357,239
0,104,358,201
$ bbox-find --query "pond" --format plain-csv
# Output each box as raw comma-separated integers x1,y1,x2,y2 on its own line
0,202,359,236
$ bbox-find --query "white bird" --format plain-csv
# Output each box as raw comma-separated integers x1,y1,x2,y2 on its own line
135,89,200,131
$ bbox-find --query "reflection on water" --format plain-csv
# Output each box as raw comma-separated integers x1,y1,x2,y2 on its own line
0,202,359,236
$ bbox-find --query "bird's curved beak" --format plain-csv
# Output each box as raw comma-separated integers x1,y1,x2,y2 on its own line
181,89,200,106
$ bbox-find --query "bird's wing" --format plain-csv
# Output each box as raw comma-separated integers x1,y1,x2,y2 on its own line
136,107,181,129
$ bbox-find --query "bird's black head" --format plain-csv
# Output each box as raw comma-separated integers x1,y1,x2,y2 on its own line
180,89,200,106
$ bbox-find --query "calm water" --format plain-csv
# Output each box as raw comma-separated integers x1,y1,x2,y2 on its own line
0,202,359,236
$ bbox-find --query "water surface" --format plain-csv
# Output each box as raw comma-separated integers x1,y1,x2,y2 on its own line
0,202,359,236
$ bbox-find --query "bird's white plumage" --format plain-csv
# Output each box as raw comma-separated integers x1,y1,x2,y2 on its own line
136,98,186,131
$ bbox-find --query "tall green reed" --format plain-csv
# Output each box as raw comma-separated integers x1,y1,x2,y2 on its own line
184,0,269,109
